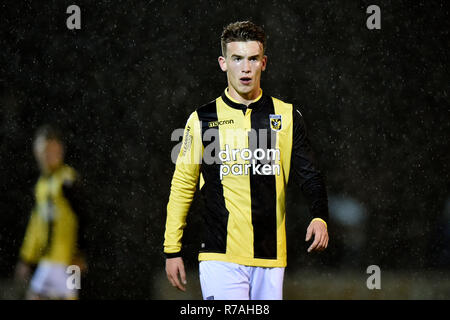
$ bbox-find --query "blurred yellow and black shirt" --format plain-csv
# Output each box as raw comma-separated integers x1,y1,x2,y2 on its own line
164,89,328,267
20,164,86,266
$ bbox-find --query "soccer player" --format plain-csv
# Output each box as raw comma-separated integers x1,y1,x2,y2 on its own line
164,21,329,300
15,125,87,300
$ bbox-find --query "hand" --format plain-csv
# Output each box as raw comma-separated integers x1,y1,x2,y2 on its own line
72,254,88,273
15,260,31,282
305,219,329,252
165,257,187,292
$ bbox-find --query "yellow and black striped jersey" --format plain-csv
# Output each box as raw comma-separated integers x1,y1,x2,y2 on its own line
20,164,85,266
164,88,328,267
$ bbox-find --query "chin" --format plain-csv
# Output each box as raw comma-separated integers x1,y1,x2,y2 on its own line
237,86,253,95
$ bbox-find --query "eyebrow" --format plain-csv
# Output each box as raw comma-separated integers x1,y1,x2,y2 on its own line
230,54,260,59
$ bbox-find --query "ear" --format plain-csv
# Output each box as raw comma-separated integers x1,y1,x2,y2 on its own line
261,55,268,71
218,56,227,72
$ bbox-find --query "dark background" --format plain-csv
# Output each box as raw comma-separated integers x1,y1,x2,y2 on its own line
0,1,449,299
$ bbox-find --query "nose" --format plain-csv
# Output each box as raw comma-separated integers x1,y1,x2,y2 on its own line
242,59,251,73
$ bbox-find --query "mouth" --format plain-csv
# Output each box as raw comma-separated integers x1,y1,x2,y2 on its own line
239,77,252,85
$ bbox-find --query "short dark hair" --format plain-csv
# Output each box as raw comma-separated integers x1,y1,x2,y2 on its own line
221,21,266,57
34,124,63,144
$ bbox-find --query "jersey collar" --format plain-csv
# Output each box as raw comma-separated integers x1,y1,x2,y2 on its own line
222,88,264,111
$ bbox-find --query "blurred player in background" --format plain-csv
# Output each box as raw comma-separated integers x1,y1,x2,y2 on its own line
15,125,87,300
164,21,329,300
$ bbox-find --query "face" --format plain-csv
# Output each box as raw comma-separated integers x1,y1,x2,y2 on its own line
34,137,64,173
218,41,267,101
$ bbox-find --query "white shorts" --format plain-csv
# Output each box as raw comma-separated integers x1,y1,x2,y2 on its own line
199,260,284,300
30,261,78,299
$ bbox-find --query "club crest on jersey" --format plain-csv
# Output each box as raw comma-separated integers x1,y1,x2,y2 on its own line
269,114,282,132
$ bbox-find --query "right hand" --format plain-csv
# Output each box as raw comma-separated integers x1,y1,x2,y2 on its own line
72,253,88,273
15,260,31,282
165,257,187,292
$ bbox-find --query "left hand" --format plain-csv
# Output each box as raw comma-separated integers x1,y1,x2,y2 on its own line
305,219,329,252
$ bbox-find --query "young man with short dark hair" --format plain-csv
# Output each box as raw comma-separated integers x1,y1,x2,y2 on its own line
164,21,329,300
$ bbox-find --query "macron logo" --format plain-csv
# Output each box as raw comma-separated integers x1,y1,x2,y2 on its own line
208,119,234,128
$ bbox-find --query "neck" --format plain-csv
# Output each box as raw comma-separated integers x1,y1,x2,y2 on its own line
227,85,262,106
41,163,63,175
